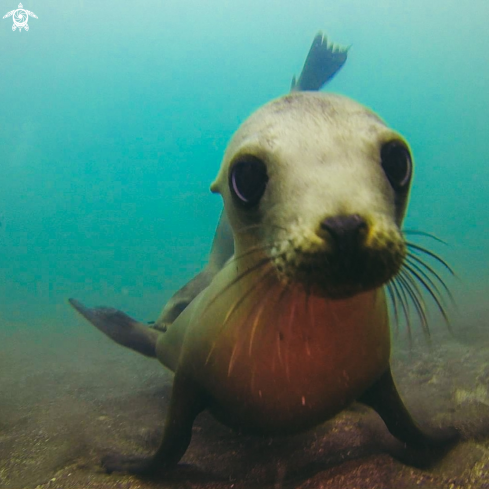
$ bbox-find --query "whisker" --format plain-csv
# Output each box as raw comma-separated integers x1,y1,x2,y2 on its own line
405,254,455,306
402,230,447,244
234,223,288,234
248,281,279,356
404,257,453,305
304,291,312,357
205,265,274,365
389,228,457,341
274,286,291,368
227,340,241,377
397,271,430,340
406,242,455,276
222,244,275,269
403,263,452,332
284,286,299,381
397,273,427,332
222,266,275,328
203,257,273,316
389,276,412,345
228,274,276,376
385,283,399,337
253,282,290,380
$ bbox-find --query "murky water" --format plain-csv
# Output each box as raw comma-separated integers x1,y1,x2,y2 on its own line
0,0,488,487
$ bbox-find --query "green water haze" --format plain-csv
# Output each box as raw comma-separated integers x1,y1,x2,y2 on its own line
0,1,488,487
0,0,488,334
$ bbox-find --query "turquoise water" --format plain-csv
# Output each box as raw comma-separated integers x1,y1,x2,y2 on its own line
1,0,489,486
1,0,488,332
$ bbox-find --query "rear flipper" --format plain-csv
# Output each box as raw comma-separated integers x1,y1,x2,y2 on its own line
69,299,159,358
359,368,459,467
291,32,349,91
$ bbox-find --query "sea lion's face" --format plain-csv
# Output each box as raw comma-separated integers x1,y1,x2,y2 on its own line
211,93,412,299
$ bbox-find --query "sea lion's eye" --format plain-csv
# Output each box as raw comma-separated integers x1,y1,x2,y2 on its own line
229,156,269,208
381,141,412,191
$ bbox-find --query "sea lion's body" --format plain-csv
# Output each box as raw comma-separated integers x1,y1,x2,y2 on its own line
70,35,457,476
176,286,389,436
156,92,396,437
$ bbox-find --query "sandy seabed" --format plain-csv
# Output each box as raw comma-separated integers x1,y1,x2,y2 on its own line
0,312,488,489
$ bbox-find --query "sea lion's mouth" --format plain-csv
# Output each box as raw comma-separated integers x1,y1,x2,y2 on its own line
269,216,407,299
273,245,405,299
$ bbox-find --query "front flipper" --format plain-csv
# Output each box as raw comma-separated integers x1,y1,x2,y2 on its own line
102,373,207,477
69,299,159,358
359,368,459,466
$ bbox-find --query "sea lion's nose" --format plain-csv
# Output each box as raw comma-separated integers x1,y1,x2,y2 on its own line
318,214,367,248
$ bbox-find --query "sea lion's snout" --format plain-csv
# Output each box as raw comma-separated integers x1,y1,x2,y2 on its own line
270,212,406,299
317,214,370,289
318,214,368,252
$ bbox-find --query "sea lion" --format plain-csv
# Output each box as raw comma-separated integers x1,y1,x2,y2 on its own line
153,33,348,332
69,36,458,476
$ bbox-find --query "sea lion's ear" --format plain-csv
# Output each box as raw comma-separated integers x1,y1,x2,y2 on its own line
210,180,219,193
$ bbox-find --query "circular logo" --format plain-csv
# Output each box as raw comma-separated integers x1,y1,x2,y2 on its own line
13,8,28,29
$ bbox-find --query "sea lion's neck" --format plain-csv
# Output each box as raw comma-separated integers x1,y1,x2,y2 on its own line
199,256,391,417
220,254,391,371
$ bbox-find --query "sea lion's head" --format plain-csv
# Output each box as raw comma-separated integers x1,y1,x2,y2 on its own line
211,92,412,299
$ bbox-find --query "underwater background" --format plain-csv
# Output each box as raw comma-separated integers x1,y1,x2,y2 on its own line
0,0,488,487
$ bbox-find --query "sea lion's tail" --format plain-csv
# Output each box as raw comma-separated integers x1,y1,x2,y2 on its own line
69,299,159,358
291,32,349,92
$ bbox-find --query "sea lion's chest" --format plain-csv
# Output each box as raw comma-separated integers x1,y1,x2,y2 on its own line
185,288,391,435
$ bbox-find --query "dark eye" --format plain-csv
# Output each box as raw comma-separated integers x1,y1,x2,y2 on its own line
229,156,268,208
381,141,412,191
